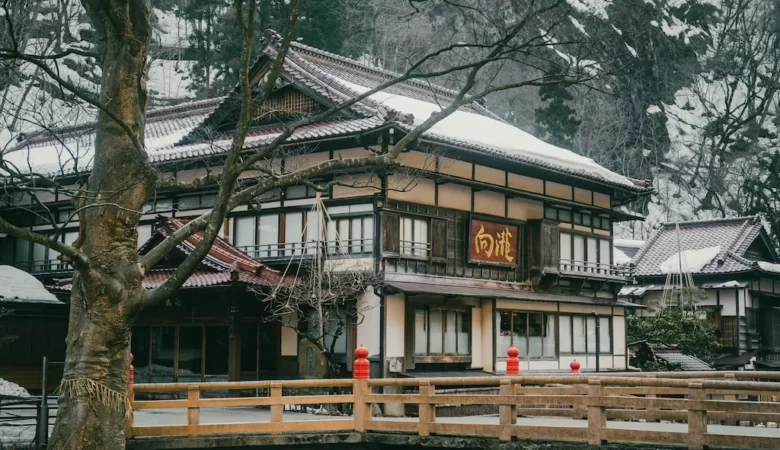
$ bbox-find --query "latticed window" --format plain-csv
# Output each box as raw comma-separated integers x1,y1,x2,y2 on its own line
254,90,324,121
719,317,739,349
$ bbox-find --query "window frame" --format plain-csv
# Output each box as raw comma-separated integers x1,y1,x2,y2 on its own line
559,230,614,274
496,310,557,360
558,314,613,355
326,213,374,256
399,214,430,260
413,305,471,361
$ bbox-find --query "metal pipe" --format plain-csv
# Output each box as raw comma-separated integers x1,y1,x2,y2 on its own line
592,312,600,373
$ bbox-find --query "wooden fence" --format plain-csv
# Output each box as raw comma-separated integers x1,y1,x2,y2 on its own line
127,371,780,450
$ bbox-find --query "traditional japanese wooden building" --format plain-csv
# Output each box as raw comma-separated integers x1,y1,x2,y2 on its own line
1,31,651,382
621,217,780,371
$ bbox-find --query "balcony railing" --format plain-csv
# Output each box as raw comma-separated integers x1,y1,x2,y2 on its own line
399,240,430,258
237,238,374,260
13,259,70,273
559,259,630,279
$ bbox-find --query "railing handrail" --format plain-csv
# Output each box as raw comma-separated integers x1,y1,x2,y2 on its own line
126,372,780,449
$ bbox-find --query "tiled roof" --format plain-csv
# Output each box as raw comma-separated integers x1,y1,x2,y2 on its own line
655,351,714,371
49,217,286,293
631,216,771,277
4,31,646,194
52,268,275,291
147,217,285,286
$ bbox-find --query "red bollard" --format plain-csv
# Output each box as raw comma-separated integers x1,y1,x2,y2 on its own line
354,345,370,379
129,353,135,384
570,359,581,374
506,347,520,375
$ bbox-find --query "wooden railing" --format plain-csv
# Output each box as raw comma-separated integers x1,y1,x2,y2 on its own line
127,372,780,450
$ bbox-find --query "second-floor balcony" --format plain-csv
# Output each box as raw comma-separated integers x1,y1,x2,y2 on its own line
558,259,631,280
237,238,374,261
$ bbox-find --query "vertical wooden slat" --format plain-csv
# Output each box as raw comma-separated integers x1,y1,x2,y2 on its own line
187,384,200,437
499,379,516,441
687,382,706,450
723,373,736,426
270,382,283,434
124,384,134,438
418,381,435,437
353,379,370,433
646,373,659,422
173,326,180,383
587,378,606,445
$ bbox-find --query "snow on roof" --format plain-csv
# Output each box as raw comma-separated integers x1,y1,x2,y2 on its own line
614,239,645,249
614,246,632,266
0,378,30,398
334,80,637,189
757,261,780,274
0,265,60,303
658,245,721,274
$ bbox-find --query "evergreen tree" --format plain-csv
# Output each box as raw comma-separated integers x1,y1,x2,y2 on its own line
745,152,780,249
534,65,581,147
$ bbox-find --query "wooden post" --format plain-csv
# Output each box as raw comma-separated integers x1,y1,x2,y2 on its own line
124,383,134,438
687,382,706,450
646,373,659,422
353,379,370,433
187,384,200,437
499,379,516,441
724,373,736,426
587,378,606,445
418,380,435,437
270,382,283,435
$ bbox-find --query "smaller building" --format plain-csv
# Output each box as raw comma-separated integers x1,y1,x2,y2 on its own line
0,265,67,392
628,340,713,371
621,217,780,370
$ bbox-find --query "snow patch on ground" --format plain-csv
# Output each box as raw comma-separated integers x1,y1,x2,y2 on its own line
659,245,721,274
646,104,662,114
625,43,638,57
569,17,589,35
0,378,30,398
567,0,611,20
0,265,60,303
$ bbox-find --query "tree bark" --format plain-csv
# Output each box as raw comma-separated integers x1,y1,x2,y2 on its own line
48,1,154,448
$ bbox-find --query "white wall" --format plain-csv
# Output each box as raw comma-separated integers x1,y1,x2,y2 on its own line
281,312,298,356
481,299,494,372
385,294,405,358
613,315,626,357
471,307,483,369
357,288,381,357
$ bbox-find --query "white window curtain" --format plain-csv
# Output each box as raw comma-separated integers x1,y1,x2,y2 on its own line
401,217,428,256
258,214,279,257
599,239,611,273
559,315,572,353
587,237,598,273
573,235,585,271
560,232,572,270
284,212,304,256
234,217,256,256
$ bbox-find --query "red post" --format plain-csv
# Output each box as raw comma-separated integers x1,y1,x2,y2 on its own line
506,346,520,375
353,344,370,379
129,353,135,384
570,359,581,374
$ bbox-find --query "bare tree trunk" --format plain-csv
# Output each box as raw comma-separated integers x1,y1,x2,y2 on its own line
48,2,154,448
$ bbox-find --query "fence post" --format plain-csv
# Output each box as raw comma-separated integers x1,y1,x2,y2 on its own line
687,382,706,450
187,384,200,437
587,378,606,446
125,353,134,438
418,380,435,437
723,373,736,426
270,382,283,435
646,373,659,423
36,355,48,449
499,378,516,441
353,345,371,433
